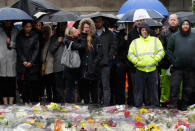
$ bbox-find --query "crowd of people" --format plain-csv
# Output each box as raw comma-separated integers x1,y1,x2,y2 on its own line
0,13,195,111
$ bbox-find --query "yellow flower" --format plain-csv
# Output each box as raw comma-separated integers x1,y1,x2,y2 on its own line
25,121,31,124
139,128,145,131
102,124,109,127
33,106,39,111
60,108,67,112
35,122,44,128
87,119,94,124
136,114,142,122
80,121,85,128
147,123,160,131
140,108,148,114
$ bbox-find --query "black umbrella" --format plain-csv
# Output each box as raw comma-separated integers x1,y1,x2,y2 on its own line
145,19,162,27
38,11,81,22
175,12,195,23
81,12,119,27
11,0,60,16
81,12,118,21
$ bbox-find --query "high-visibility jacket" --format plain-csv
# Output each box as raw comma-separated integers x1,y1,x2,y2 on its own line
127,35,165,72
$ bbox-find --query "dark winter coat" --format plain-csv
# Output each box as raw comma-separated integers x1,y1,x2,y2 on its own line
167,19,195,69
79,33,103,80
160,26,179,69
16,30,40,74
116,29,129,64
97,28,117,66
63,36,86,80
49,34,65,73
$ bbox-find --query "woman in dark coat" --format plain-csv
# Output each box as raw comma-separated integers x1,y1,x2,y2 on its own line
78,18,103,104
16,21,40,105
63,27,86,103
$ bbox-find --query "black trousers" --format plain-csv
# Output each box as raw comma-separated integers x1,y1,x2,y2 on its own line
0,77,16,97
54,71,66,103
65,79,75,103
114,62,134,105
40,73,56,102
78,78,98,104
18,80,39,103
100,66,111,106
134,69,159,107
170,67,195,107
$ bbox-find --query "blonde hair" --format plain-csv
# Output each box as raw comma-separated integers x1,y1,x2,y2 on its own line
78,18,96,50
65,27,75,37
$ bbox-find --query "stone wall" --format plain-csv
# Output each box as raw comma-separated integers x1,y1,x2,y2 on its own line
0,0,192,14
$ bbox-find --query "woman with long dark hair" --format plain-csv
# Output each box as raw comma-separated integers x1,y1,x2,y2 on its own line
16,21,40,105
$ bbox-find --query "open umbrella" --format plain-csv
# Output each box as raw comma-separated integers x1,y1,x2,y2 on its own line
145,19,162,27
81,12,118,22
81,12,119,27
175,12,195,23
0,7,33,21
11,0,60,16
117,0,169,17
38,11,80,22
119,9,164,22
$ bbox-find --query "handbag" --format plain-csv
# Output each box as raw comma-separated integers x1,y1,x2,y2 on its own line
41,46,49,75
61,41,81,68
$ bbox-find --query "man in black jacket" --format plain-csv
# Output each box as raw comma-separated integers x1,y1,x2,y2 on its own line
160,14,179,69
167,19,195,110
159,14,179,106
94,16,117,106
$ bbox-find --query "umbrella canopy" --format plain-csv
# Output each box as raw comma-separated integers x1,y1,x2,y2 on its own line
145,19,162,27
11,0,60,16
117,0,169,17
0,7,33,21
81,12,118,22
38,11,80,22
81,12,119,27
175,12,195,23
119,9,164,22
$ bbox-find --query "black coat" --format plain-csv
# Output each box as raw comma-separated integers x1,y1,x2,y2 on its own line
167,20,195,69
116,29,129,64
79,33,103,80
16,30,40,74
97,28,117,66
159,26,179,69
63,36,86,80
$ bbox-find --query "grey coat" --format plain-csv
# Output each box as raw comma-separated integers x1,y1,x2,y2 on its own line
49,35,65,73
0,27,18,77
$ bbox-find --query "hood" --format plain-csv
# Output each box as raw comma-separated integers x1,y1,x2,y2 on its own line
139,23,150,36
42,25,52,37
179,18,192,36
78,18,96,36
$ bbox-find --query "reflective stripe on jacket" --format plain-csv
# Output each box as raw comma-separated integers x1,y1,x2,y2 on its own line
127,35,165,72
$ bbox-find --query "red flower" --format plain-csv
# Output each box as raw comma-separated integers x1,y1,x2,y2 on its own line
124,111,130,117
135,122,146,127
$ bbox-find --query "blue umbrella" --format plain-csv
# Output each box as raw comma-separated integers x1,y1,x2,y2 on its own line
0,7,33,21
119,9,164,22
117,0,169,16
